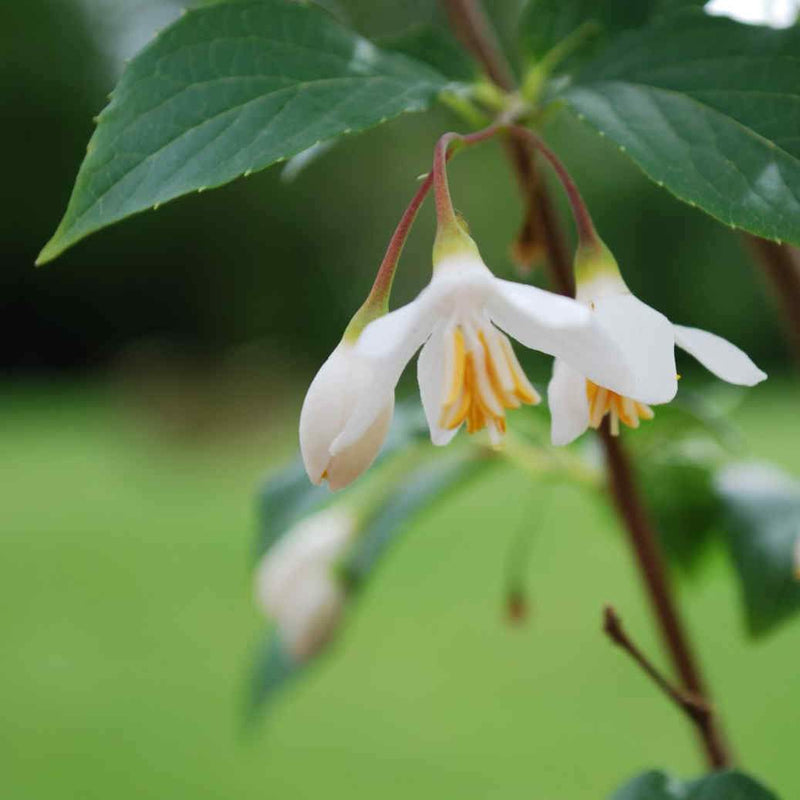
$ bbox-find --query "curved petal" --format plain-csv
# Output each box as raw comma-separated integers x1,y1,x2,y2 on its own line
490,279,592,330
325,399,394,490
593,294,678,404
489,285,634,398
299,343,357,484
418,323,460,446
674,324,767,386
547,359,590,446
332,293,438,455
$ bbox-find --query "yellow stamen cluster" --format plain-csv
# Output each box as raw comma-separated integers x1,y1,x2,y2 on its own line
439,326,540,439
586,380,654,436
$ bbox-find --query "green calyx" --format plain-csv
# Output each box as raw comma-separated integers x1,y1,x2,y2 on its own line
573,238,625,287
432,214,481,268
342,295,388,343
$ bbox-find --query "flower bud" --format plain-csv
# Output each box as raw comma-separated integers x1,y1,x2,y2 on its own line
255,508,357,661
299,340,394,491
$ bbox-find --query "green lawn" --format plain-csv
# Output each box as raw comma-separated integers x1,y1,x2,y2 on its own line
1,378,798,799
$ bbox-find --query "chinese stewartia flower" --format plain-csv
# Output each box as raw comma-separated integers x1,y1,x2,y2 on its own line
329,131,637,452
332,224,634,451
254,507,356,661
548,241,767,446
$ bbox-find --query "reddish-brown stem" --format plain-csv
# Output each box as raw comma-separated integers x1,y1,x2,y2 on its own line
745,235,800,366
603,606,715,732
441,0,731,771
432,125,505,229
366,171,435,307
441,0,516,91
368,124,503,310
507,125,599,248
601,426,730,769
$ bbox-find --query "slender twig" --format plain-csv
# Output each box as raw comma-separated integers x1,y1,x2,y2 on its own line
603,606,713,728
440,0,731,770
745,235,800,366
601,427,730,769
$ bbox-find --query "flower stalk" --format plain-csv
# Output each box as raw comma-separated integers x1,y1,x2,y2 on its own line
441,0,733,771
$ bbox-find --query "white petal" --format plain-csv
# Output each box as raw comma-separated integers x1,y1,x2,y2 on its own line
325,399,394,490
593,294,678,404
299,343,359,485
332,294,438,455
674,324,767,386
490,279,592,330
547,359,590,446
418,324,460,446
488,283,634,397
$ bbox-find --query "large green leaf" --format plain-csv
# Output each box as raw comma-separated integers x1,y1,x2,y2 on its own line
557,10,800,245
715,462,800,636
518,0,705,70
612,769,778,799
38,0,449,264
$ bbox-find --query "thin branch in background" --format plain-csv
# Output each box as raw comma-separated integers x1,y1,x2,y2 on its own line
745,235,800,366
439,0,730,770
603,606,717,741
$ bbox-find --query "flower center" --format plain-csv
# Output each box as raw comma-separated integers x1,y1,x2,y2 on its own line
439,324,540,443
585,380,654,436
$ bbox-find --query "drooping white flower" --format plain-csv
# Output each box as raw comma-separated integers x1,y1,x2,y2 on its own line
331,231,636,452
548,244,767,446
300,339,394,491
254,507,356,661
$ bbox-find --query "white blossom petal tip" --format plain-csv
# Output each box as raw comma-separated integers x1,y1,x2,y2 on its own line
673,325,767,387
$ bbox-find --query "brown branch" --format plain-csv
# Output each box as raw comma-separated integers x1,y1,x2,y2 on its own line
601,427,730,769
439,0,730,770
745,235,800,366
603,606,714,730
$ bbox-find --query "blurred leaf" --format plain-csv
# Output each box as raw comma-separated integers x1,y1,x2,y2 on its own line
38,0,449,264
639,457,721,572
557,10,800,245
257,461,332,560
246,634,300,726
249,448,493,720
715,462,800,636
612,769,778,799
343,452,492,585
377,24,476,82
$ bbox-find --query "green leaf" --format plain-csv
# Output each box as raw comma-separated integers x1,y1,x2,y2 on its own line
612,769,778,799
38,0,449,264
343,452,492,585
518,0,705,71
377,24,476,82
715,462,800,636
557,9,800,245
639,456,721,572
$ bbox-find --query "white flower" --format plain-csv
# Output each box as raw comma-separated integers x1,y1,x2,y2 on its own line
300,340,394,490
330,238,635,452
254,507,356,661
548,257,767,446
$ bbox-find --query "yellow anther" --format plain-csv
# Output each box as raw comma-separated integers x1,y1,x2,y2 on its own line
585,380,654,435
440,325,538,437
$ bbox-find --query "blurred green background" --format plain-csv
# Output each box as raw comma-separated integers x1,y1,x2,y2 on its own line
1,1,798,798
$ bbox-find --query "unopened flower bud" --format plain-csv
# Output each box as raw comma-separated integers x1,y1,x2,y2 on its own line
255,508,357,661
300,340,394,491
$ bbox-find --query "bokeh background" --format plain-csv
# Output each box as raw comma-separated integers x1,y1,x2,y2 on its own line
2,1,798,798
